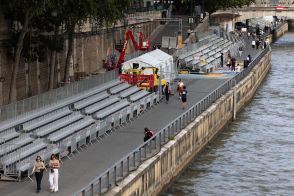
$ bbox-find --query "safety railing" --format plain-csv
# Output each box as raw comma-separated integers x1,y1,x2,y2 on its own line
73,46,270,196
0,69,118,122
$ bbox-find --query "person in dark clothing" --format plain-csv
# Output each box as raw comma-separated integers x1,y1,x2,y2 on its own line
144,128,154,142
256,39,260,50
231,57,236,71
245,54,252,68
163,82,171,104
181,86,188,109
220,53,224,67
32,156,45,193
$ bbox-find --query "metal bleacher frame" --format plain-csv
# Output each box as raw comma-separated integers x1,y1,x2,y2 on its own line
0,78,160,181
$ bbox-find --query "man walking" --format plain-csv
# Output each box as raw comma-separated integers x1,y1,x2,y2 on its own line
164,82,171,104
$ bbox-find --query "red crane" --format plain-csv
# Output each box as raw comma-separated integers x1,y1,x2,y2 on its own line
103,30,150,71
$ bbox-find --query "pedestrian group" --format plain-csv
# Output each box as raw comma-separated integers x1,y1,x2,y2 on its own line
31,153,60,193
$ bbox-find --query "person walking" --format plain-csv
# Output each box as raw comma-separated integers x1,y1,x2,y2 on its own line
238,46,243,57
251,40,256,49
220,53,224,67
177,79,184,99
31,156,45,193
256,39,260,50
181,86,187,109
226,58,231,70
163,82,171,104
49,154,60,193
231,57,236,71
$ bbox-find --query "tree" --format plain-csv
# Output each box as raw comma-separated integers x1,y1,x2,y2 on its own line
0,0,50,102
59,0,97,83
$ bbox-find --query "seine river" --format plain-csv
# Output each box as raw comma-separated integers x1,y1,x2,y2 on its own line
162,32,294,196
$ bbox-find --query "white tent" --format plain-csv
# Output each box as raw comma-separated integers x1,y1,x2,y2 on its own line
121,49,174,82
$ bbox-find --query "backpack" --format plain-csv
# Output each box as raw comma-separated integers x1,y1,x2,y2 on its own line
147,131,154,138
181,90,187,99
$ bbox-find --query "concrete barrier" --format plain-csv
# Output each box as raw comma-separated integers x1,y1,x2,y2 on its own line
106,48,272,196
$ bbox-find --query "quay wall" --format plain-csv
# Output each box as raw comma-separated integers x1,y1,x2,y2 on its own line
272,22,288,42
106,46,272,196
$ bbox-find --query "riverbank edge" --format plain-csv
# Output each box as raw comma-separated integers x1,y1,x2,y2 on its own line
106,49,272,196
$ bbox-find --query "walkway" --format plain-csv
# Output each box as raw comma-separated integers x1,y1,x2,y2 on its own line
0,78,227,196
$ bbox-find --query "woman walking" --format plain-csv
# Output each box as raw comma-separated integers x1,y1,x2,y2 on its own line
32,156,45,193
49,154,60,193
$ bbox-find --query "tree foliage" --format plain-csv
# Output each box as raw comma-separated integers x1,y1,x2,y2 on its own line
173,0,255,14
0,0,132,101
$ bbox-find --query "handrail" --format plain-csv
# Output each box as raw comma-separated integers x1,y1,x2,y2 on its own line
73,46,270,196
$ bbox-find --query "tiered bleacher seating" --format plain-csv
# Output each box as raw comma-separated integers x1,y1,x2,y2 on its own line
0,79,159,180
177,33,244,72
72,92,109,110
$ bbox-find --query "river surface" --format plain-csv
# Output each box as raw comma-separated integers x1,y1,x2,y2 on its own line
161,32,294,196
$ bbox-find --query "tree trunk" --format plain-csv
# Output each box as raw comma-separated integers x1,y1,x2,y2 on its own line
48,26,59,90
8,11,30,103
64,26,74,83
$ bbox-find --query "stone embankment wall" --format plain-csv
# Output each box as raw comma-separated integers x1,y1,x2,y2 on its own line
0,17,160,104
272,22,288,42
106,48,272,196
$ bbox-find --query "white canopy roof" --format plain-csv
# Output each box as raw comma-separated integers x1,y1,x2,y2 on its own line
122,49,174,81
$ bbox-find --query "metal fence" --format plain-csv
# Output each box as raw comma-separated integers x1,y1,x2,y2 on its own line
73,46,270,196
174,33,214,57
0,70,118,122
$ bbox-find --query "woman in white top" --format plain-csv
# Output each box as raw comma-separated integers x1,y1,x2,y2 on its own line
48,154,60,192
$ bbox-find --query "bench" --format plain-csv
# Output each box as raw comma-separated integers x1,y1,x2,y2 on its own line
73,92,109,110
22,107,72,132
0,80,121,132
1,142,47,166
119,86,141,99
0,129,20,144
129,91,150,102
83,97,120,115
0,135,34,157
47,118,96,142
109,83,131,95
93,100,130,120
34,113,84,137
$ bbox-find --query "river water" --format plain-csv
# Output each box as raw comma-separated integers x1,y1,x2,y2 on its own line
161,32,294,196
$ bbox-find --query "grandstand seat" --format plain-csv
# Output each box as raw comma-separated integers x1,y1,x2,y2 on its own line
129,91,150,102
21,107,72,132
47,118,96,143
83,97,120,115
93,100,130,120
1,141,47,166
0,80,122,132
119,86,141,99
109,83,131,95
72,92,109,110
0,129,20,144
33,113,84,137
0,135,34,156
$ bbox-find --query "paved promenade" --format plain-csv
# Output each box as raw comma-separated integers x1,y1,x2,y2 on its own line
0,78,227,196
